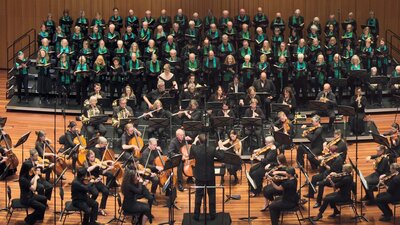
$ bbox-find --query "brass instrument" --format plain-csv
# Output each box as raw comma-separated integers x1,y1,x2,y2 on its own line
356,95,362,108
112,107,131,127
250,145,272,161
82,105,100,124
302,125,321,137
252,109,259,118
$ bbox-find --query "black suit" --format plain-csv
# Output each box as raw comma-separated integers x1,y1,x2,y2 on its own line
20,159,53,200
71,178,99,224
252,79,276,118
19,175,47,225
376,174,400,217
168,137,186,184
296,126,325,169
189,143,223,218
319,174,354,215
250,148,278,194
364,154,390,202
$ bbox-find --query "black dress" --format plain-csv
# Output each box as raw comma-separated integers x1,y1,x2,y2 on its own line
121,181,152,219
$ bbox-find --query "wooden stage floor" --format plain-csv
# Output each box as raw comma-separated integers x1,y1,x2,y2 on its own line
0,71,398,224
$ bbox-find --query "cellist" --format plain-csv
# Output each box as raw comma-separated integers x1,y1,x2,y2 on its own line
121,123,142,159
0,146,16,179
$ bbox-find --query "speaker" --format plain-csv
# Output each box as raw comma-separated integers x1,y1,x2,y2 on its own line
182,212,232,225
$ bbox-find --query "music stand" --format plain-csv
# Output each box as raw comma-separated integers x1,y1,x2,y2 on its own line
241,117,262,151
0,117,7,128
348,158,368,222
371,132,391,149
14,131,31,161
206,101,223,111
97,98,111,109
219,151,242,202
86,137,99,149
271,103,290,114
308,100,328,111
337,105,355,136
211,116,234,136
88,115,108,126
182,121,204,133
159,154,183,225
180,99,190,110
119,116,138,128
297,161,316,225
348,70,368,89
238,171,258,224
274,131,294,163
160,97,175,112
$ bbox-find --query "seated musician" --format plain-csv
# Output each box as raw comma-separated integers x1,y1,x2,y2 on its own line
276,87,296,120
145,100,172,147
85,150,114,216
215,101,235,139
218,130,242,185
390,65,400,96
121,169,153,224
349,87,367,135
143,80,170,110
312,164,354,221
112,97,134,137
61,121,81,174
121,123,142,158
82,96,107,140
180,83,201,102
243,98,265,149
227,75,245,94
273,111,295,154
168,128,192,192
306,145,345,208
121,85,137,106
19,164,47,225
363,145,390,205
89,136,108,160
71,168,100,225
139,138,162,195
367,67,383,106
21,149,53,201
375,163,400,222
383,123,400,160
0,146,16,180
267,167,299,225
252,72,276,120
34,131,58,181
249,136,278,197
178,99,202,139
239,86,261,108
296,115,324,169
89,83,106,99
315,83,337,131
261,154,288,211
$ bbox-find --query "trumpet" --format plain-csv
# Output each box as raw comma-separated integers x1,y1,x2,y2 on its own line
356,95,362,108
252,109,259,118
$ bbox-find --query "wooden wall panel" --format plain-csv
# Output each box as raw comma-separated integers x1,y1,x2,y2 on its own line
1,0,400,69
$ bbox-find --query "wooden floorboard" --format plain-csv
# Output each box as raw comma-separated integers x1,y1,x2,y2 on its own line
0,71,398,224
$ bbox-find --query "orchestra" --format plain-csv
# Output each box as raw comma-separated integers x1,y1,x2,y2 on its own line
5,6,400,225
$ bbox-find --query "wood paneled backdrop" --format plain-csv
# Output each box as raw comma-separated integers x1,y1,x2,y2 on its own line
1,0,400,69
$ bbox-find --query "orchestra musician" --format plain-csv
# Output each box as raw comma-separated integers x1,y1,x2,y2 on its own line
383,123,400,160
19,164,47,225
252,72,276,120
121,169,153,225
112,97,134,137
306,145,345,208
217,130,242,185
249,136,278,196
82,96,107,140
189,134,223,221
0,146,16,179
89,83,106,99
178,99,202,139
277,87,297,120
273,111,295,153
85,150,114,216
88,136,108,160
71,167,101,225
312,164,354,221
121,123,142,157
349,87,367,135
244,98,265,149
261,154,288,211
62,121,81,173
268,167,299,225
375,163,400,222
139,138,162,195
367,67,383,107
144,100,171,147
315,83,337,131
143,80,170,110
168,128,192,192
296,114,324,169
215,101,236,139
34,131,57,181
363,145,390,205
20,149,53,201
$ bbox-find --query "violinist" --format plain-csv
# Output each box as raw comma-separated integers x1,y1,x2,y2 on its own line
244,98,265,148
249,136,278,197
82,96,106,140
145,100,171,146
0,146,16,180
168,129,192,192
306,145,345,208
296,114,324,169
383,123,400,160
375,163,400,222
217,130,242,185
363,145,390,205
139,138,162,194
273,111,295,153
62,121,80,173
323,129,348,159
71,168,100,225
112,97,134,136
20,149,53,201
261,154,288,211
34,131,57,181
268,167,299,225
312,164,354,221
349,87,367,135
316,83,337,131
121,123,142,155
277,87,296,120
85,150,114,216
19,165,47,225
121,169,153,224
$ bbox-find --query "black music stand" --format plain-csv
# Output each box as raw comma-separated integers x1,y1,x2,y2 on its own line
220,151,242,202
348,69,368,91
86,137,99,149
308,100,328,112
119,116,138,128
88,115,108,125
349,158,368,222
297,161,316,225
227,92,245,104
207,102,223,111
241,117,262,152
238,171,258,224
271,103,290,114
97,98,111,109
274,131,294,163
371,132,391,149
211,116,234,139
0,117,6,128
337,105,355,136
14,131,31,161
160,97,175,112
182,121,204,133
159,154,183,225
148,118,170,142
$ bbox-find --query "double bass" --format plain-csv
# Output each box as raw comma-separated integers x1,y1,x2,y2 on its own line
180,140,195,177
154,153,177,189
42,139,68,176
0,133,19,171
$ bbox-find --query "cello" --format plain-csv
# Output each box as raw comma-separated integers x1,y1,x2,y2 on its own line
43,139,68,176
180,139,195,177
0,133,19,171
154,153,176,188
74,131,88,166
128,132,144,158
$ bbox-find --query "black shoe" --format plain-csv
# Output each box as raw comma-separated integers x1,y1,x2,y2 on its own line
328,211,340,218
313,202,321,208
360,195,369,201
366,201,376,206
379,216,392,222
303,194,314,199
178,184,184,192
260,205,269,211
187,177,194,184
312,214,322,221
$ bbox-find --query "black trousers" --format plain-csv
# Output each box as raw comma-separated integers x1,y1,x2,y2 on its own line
127,77,143,105
89,181,110,209
309,173,325,197
294,77,308,102
85,124,107,140
269,199,297,225
123,200,151,220
376,192,399,217
263,184,283,201
319,192,350,215
316,110,335,128
296,145,321,169
109,81,122,101
21,194,47,225
73,198,99,225
244,126,262,151
146,75,158,92
249,162,266,194
16,74,29,99
37,179,53,200
194,179,216,217
364,172,379,202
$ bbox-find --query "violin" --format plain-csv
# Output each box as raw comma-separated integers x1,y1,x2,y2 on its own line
302,125,321,137
251,145,272,161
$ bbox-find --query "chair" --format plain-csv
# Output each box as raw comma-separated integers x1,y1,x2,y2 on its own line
393,201,400,225
116,195,141,225
58,186,83,225
337,198,359,225
6,186,29,225
279,203,304,225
